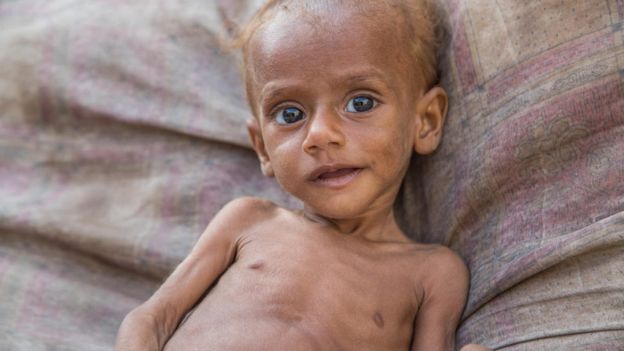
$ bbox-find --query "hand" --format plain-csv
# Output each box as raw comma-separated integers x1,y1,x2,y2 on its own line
460,344,491,351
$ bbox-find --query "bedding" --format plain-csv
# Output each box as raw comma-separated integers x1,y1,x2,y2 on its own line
0,0,622,350
398,0,624,348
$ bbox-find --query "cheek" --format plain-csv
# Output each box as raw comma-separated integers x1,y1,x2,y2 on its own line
265,136,302,181
393,114,417,163
382,137,412,173
358,122,413,169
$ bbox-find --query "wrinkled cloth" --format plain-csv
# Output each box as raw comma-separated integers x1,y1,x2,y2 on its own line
0,0,623,350
398,0,624,349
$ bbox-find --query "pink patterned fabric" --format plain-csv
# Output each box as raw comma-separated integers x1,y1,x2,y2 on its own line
0,0,622,350
0,1,297,349
399,0,624,349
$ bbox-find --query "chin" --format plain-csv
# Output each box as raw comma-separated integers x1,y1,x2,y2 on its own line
283,177,397,221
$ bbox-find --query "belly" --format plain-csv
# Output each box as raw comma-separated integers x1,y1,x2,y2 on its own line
163,282,411,351
164,310,326,351
163,266,333,350
163,246,416,351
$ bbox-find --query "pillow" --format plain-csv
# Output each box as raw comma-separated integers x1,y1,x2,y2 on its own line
0,0,297,349
398,0,624,348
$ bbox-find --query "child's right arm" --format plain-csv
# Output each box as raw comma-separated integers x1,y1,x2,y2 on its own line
114,198,259,351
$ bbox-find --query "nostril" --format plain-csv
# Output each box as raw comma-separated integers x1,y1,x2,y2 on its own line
302,115,345,152
302,136,320,153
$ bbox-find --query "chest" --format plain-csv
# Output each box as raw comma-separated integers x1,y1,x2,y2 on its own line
220,232,421,333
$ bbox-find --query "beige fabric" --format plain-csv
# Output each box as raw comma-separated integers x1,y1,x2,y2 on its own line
397,0,624,348
0,0,622,350
0,1,296,348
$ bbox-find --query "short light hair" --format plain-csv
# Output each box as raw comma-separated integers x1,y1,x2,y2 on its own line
232,0,447,116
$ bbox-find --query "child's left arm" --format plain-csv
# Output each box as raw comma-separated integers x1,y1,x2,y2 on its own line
410,247,470,351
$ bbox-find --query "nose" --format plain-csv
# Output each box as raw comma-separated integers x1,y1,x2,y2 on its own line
302,108,346,154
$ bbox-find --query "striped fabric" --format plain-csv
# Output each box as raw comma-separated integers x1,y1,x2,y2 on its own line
399,0,624,349
0,0,622,350
0,1,296,349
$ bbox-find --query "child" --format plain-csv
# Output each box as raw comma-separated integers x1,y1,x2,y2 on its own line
115,0,489,350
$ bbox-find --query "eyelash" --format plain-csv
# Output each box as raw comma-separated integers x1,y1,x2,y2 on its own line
345,95,377,113
273,106,305,125
267,95,380,125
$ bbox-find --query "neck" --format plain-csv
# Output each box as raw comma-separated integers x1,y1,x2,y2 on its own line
301,206,409,243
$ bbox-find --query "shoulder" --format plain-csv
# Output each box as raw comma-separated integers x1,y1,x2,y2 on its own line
425,245,468,278
416,245,469,299
215,196,281,227
195,197,279,243
210,197,302,236
190,197,282,257
221,196,277,212
406,243,468,275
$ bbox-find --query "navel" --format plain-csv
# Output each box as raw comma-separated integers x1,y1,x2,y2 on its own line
373,311,385,328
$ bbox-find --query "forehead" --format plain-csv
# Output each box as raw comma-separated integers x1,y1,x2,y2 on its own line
247,4,412,93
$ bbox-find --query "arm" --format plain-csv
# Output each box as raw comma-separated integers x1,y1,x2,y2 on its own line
410,247,469,351
114,197,260,351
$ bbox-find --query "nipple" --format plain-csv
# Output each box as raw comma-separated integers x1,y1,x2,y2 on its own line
373,311,385,328
248,261,264,270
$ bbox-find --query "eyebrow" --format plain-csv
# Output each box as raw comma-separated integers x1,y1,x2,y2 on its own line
342,73,389,86
342,66,398,87
339,67,395,89
259,83,294,106
258,68,394,105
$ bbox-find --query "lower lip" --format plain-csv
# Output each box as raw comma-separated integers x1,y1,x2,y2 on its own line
311,168,362,188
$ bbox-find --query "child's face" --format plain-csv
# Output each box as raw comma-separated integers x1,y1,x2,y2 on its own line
247,5,446,220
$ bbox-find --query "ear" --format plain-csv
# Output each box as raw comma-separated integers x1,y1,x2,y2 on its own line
413,86,448,155
246,118,274,177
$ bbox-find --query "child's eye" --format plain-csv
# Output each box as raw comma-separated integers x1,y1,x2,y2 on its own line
274,107,305,125
346,96,376,113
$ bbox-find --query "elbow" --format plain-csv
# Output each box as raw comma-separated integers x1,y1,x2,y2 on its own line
115,304,167,351
124,304,158,326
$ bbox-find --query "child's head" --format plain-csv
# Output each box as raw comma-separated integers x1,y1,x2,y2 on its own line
236,0,445,115
237,0,448,219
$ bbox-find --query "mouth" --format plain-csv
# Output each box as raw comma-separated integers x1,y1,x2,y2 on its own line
308,166,363,188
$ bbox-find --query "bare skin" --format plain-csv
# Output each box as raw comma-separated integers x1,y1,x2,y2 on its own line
161,198,468,350
115,2,490,350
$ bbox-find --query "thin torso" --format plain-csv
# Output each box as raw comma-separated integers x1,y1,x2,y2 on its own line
164,207,436,351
